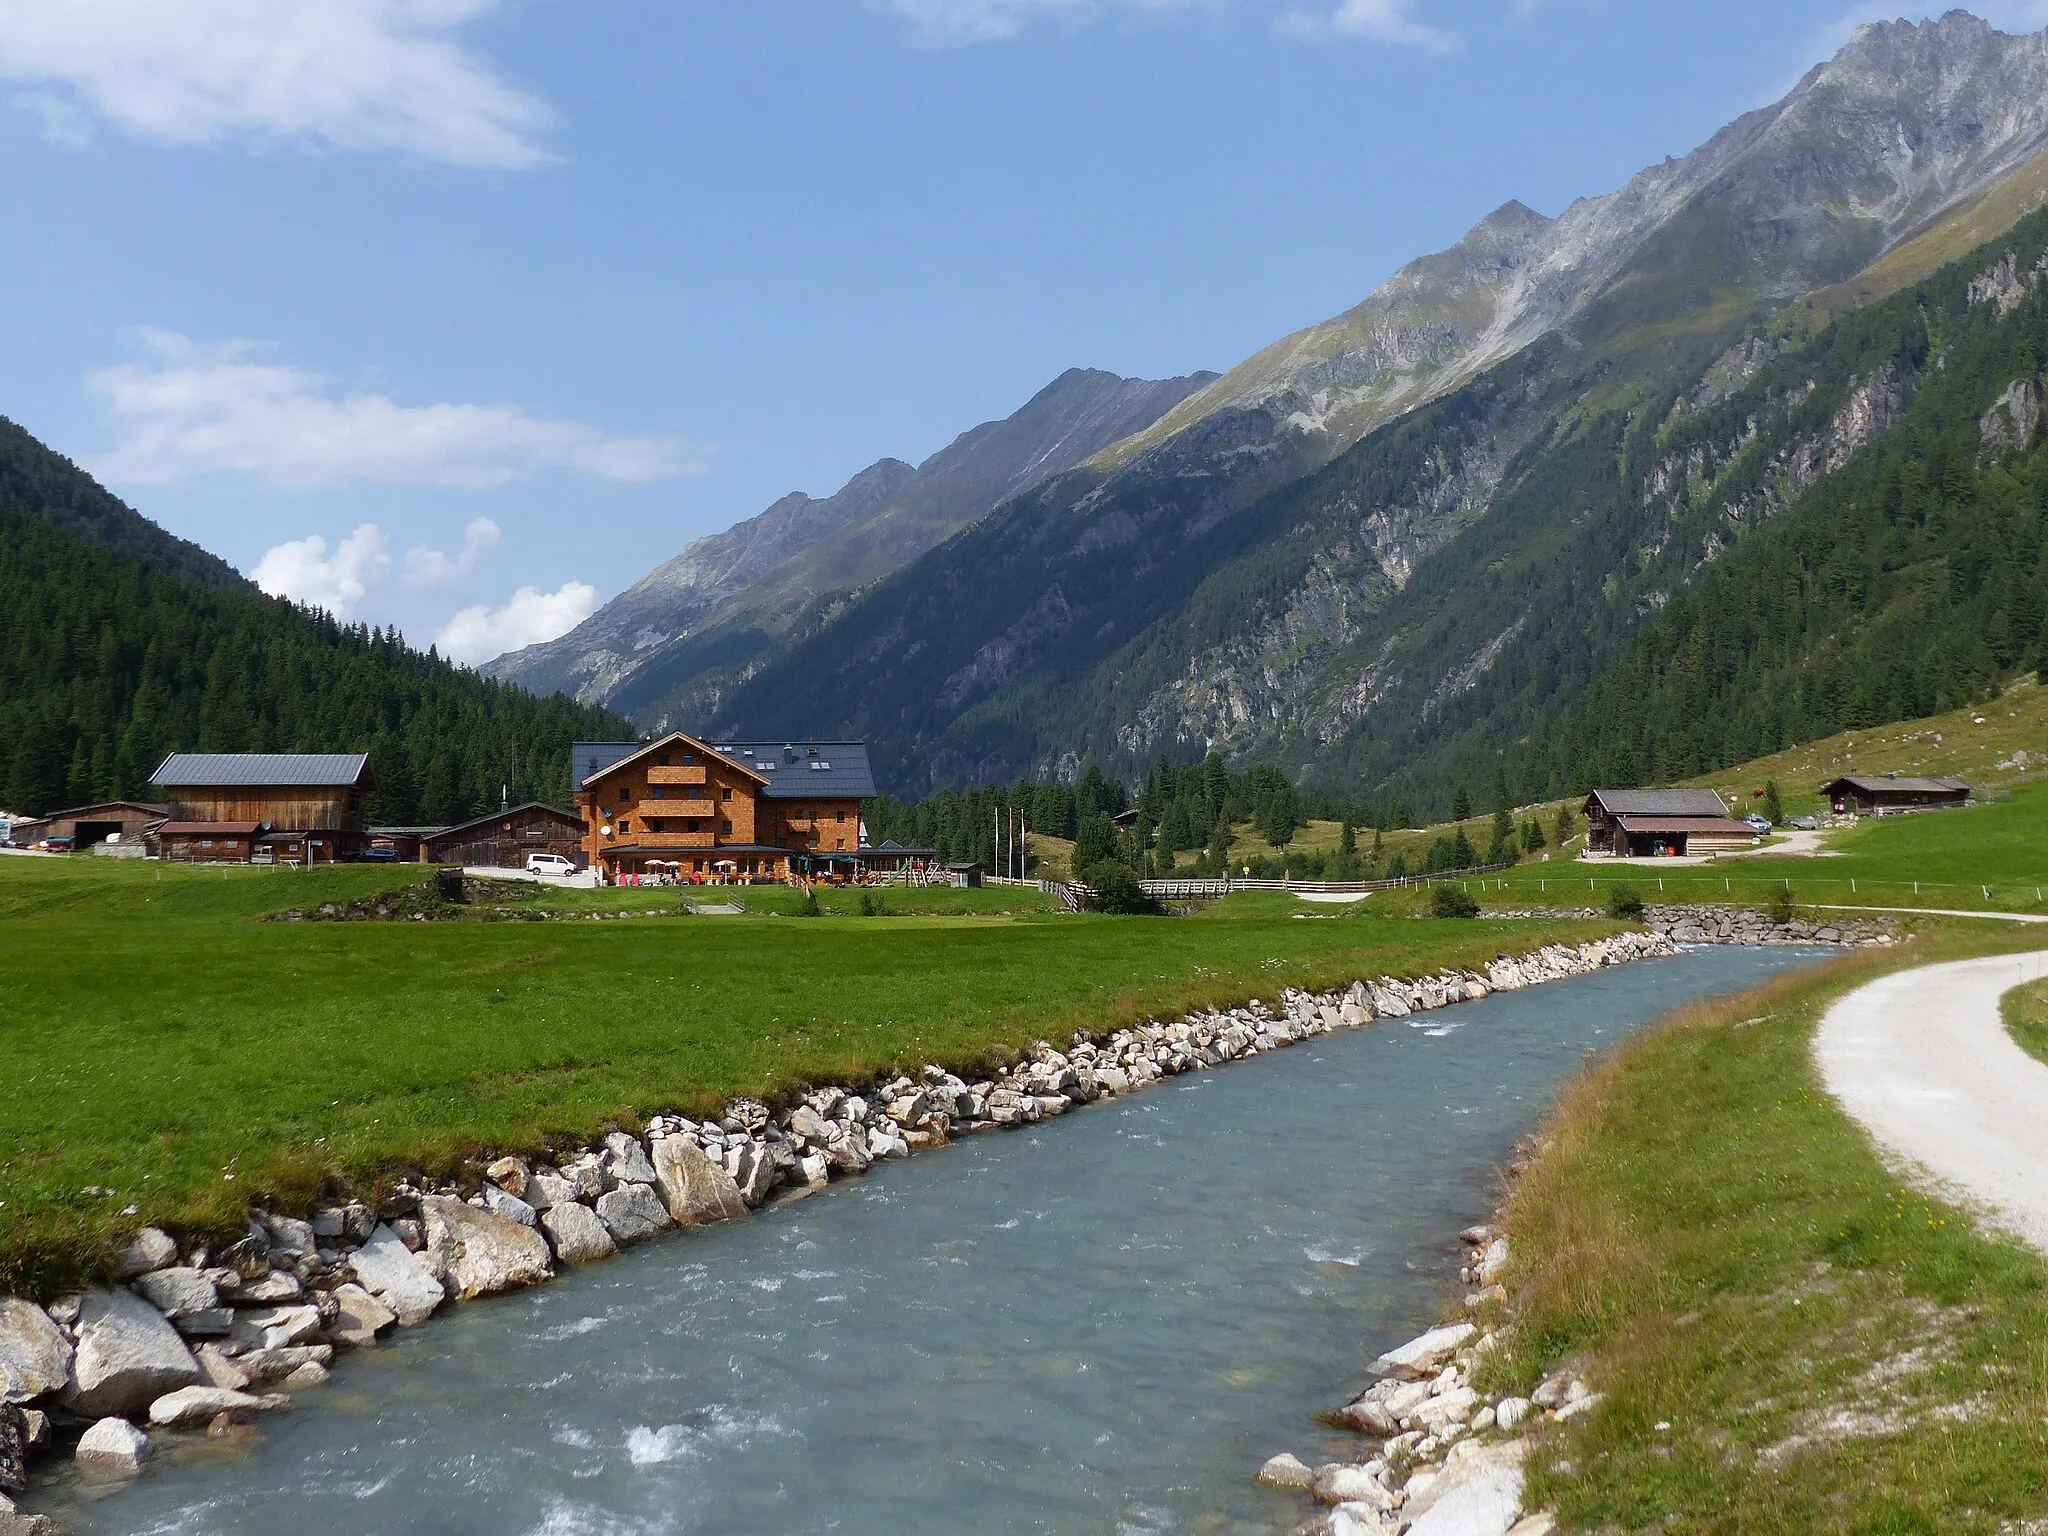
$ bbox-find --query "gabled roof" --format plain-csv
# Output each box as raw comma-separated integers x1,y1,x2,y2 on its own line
1822,775,1970,795
573,733,766,791
34,800,168,819
1612,815,1757,834
710,740,877,800
424,802,583,842
575,734,878,800
153,753,372,789
1584,788,1729,819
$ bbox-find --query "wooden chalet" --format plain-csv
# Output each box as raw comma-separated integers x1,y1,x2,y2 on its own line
1822,774,1970,816
572,732,878,883
152,753,374,864
1582,788,1759,857
5,800,166,851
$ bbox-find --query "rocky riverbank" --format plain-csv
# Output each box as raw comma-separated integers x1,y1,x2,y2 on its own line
0,916,1884,1529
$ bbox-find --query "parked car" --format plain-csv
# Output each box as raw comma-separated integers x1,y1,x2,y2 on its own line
527,853,576,876
359,847,400,863
1744,815,1773,833
1789,815,1819,831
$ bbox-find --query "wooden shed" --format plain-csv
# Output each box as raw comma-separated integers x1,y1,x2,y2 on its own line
423,803,586,869
1822,774,1970,816
152,753,374,862
10,800,166,851
1582,788,1758,857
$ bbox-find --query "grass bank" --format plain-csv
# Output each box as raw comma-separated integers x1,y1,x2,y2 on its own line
1482,923,2048,1533
0,854,1615,1296
2005,977,2048,1068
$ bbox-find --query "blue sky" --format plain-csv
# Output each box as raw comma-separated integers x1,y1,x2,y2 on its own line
3,0,2042,662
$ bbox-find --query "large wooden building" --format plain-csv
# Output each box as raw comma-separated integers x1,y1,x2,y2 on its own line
1821,774,1970,816
3,800,166,851
572,733,877,882
152,753,374,863
1581,788,1759,858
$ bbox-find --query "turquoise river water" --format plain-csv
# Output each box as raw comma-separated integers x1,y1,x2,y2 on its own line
35,945,1825,1536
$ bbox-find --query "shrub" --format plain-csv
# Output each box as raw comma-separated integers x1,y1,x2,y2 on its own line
1080,861,1161,915
1606,884,1645,920
1431,883,1479,919
858,890,888,917
1765,884,1795,924
796,886,822,917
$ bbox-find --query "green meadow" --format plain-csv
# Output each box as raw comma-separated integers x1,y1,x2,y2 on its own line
0,853,1609,1294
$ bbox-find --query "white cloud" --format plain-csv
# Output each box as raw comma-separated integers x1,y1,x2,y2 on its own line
252,522,391,617
435,581,599,664
404,515,500,585
0,0,551,168
89,332,697,491
885,0,1451,47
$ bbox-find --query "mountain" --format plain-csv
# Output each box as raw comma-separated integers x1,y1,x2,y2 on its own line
680,12,2048,806
0,420,629,820
483,366,1215,712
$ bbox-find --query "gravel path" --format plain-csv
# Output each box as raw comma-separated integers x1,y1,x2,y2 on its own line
1815,949,2048,1254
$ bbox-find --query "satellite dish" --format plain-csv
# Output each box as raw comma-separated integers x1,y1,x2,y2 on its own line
601,824,612,836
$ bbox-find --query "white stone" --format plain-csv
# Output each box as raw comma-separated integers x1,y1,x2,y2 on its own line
1477,1239,1509,1285
113,1229,177,1280
348,1225,446,1326
1370,1323,1475,1380
482,1187,539,1229
1551,1390,1603,1422
1503,1517,1554,1536
601,1131,658,1185
75,1417,150,1475
1255,1452,1315,1489
1315,1464,1398,1509
541,1201,618,1266
62,1289,202,1418
147,1385,272,1428
264,1216,316,1258
279,1361,329,1390
130,1267,218,1319
653,1137,749,1226
227,1271,303,1305
1404,1468,1523,1536
1494,1397,1532,1432
0,1300,71,1403
1331,1504,1397,1536
526,1171,574,1211
420,1196,553,1299
194,1344,251,1392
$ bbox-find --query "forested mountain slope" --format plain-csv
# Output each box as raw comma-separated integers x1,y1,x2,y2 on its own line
489,366,1213,714
688,14,2048,808
0,426,629,821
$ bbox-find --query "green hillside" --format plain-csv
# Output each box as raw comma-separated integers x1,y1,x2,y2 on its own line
0,432,630,821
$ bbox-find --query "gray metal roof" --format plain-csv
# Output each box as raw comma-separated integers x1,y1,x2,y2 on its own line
153,753,372,788
1584,788,1730,818
574,736,876,800
1825,775,1970,795
715,741,877,800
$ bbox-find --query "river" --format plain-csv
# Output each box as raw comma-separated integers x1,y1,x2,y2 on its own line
35,945,1824,1535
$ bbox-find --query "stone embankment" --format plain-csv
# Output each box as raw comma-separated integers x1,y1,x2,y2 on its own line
0,915,1882,1528
1253,1227,1580,1536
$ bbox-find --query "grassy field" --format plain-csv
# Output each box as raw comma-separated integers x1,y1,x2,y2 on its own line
2005,977,2048,1068
0,853,1614,1295
1485,924,2048,1534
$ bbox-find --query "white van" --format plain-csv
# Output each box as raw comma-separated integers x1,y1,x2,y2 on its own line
526,853,576,876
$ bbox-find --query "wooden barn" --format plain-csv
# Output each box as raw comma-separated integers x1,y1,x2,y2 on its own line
152,753,374,863
423,803,586,869
5,800,166,851
1582,788,1759,857
1822,774,1971,816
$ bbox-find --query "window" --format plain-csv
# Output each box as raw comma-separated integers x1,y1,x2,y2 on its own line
836,810,846,822
656,752,669,767
619,819,631,834
199,838,215,849
683,753,696,765
720,819,733,835
619,787,633,803
835,839,845,850
721,788,732,802
653,787,666,800
686,785,701,800
806,747,818,757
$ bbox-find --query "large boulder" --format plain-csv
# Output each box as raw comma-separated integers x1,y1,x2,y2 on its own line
541,1202,618,1266
419,1197,553,1300
113,1229,177,1281
593,1184,671,1246
348,1225,446,1326
147,1386,277,1429
74,1417,149,1476
601,1131,658,1186
1369,1322,1475,1381
130,1267,218,1319
327,1285,396,1347
61,1289,202,1418
0,1300,71,1403
653,1137,749,1226
0,1404,23,1494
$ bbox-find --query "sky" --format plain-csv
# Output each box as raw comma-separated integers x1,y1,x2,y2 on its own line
5,0,2047,664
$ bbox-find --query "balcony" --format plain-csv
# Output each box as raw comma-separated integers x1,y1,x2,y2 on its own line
646,765,707,785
